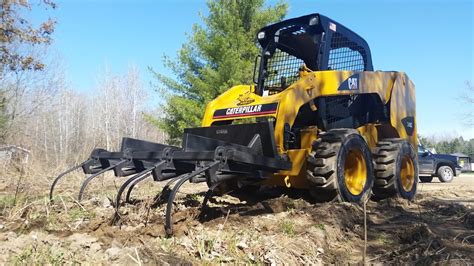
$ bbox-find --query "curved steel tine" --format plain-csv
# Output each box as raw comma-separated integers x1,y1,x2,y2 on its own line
78,159,128,202
199,182,222,217
49,162,87,202
156,175,186,203
125,174,151,203
164,174,194,236
163,175,184,191
164,162,219,236
115,170,152,212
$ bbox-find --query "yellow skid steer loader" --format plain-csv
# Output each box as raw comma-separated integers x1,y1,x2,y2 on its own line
50,13,418,235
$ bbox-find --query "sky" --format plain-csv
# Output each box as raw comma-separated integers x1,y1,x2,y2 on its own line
32,0,473,139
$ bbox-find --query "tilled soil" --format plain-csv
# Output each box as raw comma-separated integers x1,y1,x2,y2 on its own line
0,171,473,264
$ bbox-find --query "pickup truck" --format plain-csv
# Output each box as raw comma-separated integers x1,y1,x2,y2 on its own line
418,144,462,183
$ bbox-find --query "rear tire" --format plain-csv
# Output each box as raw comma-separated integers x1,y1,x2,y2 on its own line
307,129,374,203
372,139,418,200
419,176,433,183
437,166,454,183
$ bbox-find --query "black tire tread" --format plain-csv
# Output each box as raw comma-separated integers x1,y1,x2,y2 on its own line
372,139,417,200
307,129,359,201
372,140,399,199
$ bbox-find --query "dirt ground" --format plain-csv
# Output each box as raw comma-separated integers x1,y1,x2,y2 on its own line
0,168,473,264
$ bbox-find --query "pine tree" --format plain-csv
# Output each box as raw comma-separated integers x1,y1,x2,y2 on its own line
149,0,287,144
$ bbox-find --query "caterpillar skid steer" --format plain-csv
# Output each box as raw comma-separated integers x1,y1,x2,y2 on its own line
50,13,418,235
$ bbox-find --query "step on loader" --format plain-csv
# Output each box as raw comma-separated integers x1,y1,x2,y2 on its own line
50,13,418,235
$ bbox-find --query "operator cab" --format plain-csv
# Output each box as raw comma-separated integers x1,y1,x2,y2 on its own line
255,14,373,95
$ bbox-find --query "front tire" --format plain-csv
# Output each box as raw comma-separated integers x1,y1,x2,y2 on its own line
437,166,454,183
307,129,374,203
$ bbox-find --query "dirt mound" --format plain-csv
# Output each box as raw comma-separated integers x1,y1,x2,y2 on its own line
398,223,433,244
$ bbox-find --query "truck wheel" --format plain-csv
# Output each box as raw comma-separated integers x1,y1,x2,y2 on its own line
437,166,454,183
372,139,418,200
419,176,433,183
307,129,374,203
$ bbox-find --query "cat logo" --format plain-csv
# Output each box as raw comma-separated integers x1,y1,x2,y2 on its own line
348,78,358,90
237,91,255,105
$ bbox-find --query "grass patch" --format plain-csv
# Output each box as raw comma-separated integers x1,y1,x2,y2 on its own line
377,233,392,245
14,244,65,265
285,200,296,212
68,208,95,221
183,193,203,207
0,195,19,210
158,237,175,253
280,220,296,236
315,223,326,231
197,233,216,260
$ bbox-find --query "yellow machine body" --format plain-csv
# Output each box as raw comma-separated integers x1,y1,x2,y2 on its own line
201,70,417,188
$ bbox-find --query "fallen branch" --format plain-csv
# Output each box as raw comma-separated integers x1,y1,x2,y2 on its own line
453,232,462,241
368,241,421,262
43,196,49,218
9,198,37,219
59,195,68,214
127,247,142,266
68,195,86,211
424,239,433,255
363,197,367,264
435,246,446,255
212,209,231,251
461,235,474,244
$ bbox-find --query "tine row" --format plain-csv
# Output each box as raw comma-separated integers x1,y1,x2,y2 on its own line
48,148,226,236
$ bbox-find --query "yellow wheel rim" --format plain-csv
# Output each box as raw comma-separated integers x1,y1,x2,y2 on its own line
400,155,415,192
344,149,367,195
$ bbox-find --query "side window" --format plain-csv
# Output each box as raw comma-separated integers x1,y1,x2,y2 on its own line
264,48,304,93
418,145,429,156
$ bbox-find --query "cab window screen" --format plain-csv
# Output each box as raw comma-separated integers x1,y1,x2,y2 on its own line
328,32,366,71
264,48,304,90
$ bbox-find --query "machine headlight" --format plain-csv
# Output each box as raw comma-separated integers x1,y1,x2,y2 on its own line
309,17,319,26
257,31,265,40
